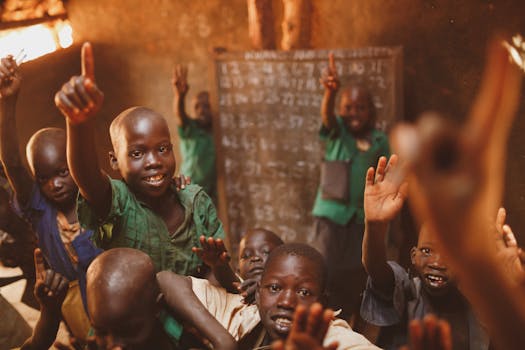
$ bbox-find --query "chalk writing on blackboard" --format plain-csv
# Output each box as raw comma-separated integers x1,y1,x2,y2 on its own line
214,47,403,258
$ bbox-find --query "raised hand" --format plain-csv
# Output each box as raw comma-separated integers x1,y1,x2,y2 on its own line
399,314,452,350
0,55,21,98
364,155,408,224
320,53,339,92
234,276,259,304
55,42,104,125
172,64,189,96
192,235,231,268
272,303,338,350
494,207,525,284
173,173,191,191
34,248,69,311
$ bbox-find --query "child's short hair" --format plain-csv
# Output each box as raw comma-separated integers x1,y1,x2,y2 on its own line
240,227,284,245
25,127,66,173
262,243,327,291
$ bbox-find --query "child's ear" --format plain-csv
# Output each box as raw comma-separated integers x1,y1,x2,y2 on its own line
410,247,417,265
108,151,119,171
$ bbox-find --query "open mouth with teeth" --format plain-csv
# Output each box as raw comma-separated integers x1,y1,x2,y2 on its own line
143,174,166,186
424,274,449,289
271,314,293,334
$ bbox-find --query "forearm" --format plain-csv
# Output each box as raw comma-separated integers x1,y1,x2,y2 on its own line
362,221,394,292
157,272,237,350
0,96,32,204
66,121,111,217
20,307,61,350
212,264,241,294
173,94,189,127
320,90,337,129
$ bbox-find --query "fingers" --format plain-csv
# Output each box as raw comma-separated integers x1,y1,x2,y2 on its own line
502,224,518,248
374,156,388,183
291,304,308,334
81,42,95,81
365,167,375,187
437,318,452,350
55,75,103,124
328,52,336,73
271,339,284,350
34,248,45,281
496,207,506,234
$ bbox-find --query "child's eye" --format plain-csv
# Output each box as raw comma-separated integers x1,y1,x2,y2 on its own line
420,248,432,256
37,176,48,184
129,150,143,159
159,144,172,153
297,288,311,297
268,284,281,293
58,168,69,177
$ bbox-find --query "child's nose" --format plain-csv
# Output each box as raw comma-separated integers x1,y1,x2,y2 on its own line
277,289,297,309
144,152,161,168
50,177,63,189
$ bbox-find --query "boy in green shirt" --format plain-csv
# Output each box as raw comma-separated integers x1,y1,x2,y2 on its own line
54,43,224,277
172,64,217,199
312,53,390,323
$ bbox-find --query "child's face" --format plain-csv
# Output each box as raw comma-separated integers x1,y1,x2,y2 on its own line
411,227,454,296
339,87,372,134
192,95,212,128
256,254,323,341
115,114,175,201
31,143,78,208
238,230,282,280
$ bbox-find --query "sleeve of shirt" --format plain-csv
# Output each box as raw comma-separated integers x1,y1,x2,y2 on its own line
189,277,243,330
324,318,382,349
77,178,129,247
192,190,225,241
319,122,340,141
360,261,410,327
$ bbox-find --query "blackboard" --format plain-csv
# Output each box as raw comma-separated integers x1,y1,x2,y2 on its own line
212,47,403,259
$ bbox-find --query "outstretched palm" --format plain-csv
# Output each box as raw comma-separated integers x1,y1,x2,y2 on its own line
364,155,407,223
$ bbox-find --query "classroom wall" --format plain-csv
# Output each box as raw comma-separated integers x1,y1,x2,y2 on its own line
14,0,525,236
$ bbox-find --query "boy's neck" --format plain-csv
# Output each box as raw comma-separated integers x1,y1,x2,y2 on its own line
426,286,466,310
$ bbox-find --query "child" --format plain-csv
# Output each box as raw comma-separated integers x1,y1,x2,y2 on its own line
360,155,489,349
193,227,284,303
0,55,100,341
311,53,390,321
22,248,237,350
54,42,224,276
158,243,380,349
389,38,525,350
172,64,217,199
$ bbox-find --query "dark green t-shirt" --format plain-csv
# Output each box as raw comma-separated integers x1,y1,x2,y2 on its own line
312,117,390,225
178,120,216,197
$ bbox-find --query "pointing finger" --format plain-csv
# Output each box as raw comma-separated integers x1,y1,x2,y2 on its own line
81,42,95,81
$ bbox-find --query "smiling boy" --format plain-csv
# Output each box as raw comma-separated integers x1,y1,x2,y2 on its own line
54,43,224,277
361,155,489,350
158,243,379,349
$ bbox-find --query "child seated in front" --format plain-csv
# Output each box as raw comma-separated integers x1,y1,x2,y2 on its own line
360,155,489,350
158,243,380,349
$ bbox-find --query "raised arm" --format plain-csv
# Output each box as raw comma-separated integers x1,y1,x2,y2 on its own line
0,55,34,206
55,42,110,219
156,271,237,350
172,64,190,128
390,38,524,350
362,155,407,293
192,236,240,293
320,53,339,130
21,249,69,350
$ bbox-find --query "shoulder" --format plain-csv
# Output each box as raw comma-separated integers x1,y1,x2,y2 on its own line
325,318,381,349
176,184,205,207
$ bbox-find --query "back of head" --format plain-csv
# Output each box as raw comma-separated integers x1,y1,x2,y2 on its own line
25,127,66,174
241,227,284,247
87,248,158,319
262,243,327,292
109,106,168,152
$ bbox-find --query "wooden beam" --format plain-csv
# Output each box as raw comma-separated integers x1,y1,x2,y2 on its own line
0,13,67,30
247,0,276,50
281,0,312,50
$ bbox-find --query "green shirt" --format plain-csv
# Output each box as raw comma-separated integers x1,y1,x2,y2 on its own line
312,117,390,225
178,120,216,197
78,180,224,275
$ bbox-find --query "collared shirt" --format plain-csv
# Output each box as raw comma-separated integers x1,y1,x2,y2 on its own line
178,120,217,197
190,277,381,350
312,117,390,225
361,261,490,350
78,180,224,275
